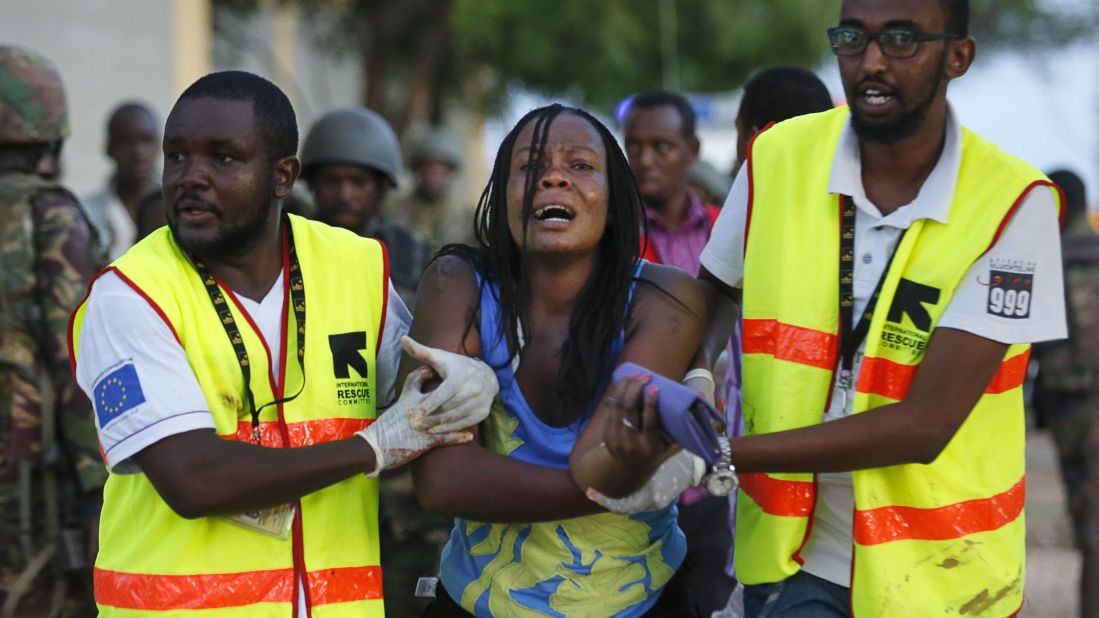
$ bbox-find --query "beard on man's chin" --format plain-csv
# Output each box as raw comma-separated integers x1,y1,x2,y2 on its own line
849,63,944,145
850,106,931,144
169,198,276,259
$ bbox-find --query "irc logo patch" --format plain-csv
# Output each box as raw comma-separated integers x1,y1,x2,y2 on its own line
879,278,940,358
93,363,146,428
329,332,372,407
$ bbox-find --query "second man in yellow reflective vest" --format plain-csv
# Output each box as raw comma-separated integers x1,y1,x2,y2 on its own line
592,0,1068,616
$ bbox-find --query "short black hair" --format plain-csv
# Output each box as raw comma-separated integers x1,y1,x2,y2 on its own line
738,67,833,133
1048,169,1087,224
940,0,970,37
628,91,696,139
177,71,297,160
106,101,157,139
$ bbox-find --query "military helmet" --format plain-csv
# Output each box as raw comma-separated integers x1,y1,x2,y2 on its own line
0,45,70,144
409,126,462,170
301,107,401,187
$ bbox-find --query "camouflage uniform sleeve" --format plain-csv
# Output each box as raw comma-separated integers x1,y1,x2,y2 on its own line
30,191,107,493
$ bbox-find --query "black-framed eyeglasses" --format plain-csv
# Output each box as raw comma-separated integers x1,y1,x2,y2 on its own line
827,26,960,59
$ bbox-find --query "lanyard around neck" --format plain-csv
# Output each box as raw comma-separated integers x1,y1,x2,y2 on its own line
837,195,904,389
190,220,307,443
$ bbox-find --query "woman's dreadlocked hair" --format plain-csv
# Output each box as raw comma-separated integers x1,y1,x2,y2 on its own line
436,104,645,425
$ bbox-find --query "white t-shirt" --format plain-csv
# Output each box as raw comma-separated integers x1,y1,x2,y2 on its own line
699,108,1067,587
76,270,411,474
82,184,138,261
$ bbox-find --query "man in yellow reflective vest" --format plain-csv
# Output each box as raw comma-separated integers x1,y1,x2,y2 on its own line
693,0,1066,615
68,71,498,617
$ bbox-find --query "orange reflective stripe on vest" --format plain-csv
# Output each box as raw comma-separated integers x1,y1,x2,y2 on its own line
984,350,1032,395
742,319,837,371
220,418,374,446
853,477,1026,546
856,349,1031,401
307,566,385,606
739,473,815,517
94,565,383,611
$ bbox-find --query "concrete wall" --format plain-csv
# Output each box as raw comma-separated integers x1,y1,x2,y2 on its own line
0,0,367,198
0,0,210,196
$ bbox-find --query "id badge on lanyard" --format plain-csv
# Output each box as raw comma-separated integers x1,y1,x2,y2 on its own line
223,504,296,539
837,195,903,414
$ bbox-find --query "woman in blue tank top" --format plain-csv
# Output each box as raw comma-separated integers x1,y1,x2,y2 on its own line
406,104,705,617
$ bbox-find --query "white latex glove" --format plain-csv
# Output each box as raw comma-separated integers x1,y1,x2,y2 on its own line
684,368,716,407
401,336,499,433
585,449,706,514
356,366,474,476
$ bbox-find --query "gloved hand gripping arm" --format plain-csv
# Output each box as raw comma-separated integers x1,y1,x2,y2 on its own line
400,336,499,434
357,336,498,475
356,365,478,476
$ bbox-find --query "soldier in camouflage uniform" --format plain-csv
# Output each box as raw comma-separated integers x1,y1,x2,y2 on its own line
385,127,475,247
1036,170,1099,618
300,107,445,617
300,107,436,309
1032,169,1098,552
0,45,106,618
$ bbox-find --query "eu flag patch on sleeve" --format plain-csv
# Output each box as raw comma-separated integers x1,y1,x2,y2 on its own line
94,363,146,428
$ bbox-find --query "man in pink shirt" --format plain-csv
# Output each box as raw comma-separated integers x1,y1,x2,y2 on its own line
624,90,730,614
625,91,721,277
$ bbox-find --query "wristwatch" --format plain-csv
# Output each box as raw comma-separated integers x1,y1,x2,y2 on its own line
703,436,738,496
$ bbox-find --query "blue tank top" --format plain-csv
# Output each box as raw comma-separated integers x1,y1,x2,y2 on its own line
438,261,686,618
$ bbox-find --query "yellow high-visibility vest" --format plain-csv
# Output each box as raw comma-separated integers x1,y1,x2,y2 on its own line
70,215,390,617
736,107,1060,616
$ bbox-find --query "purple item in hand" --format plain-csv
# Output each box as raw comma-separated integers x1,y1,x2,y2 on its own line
612,362,725,464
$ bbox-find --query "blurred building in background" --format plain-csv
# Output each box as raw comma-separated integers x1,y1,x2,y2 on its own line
0,0,424,198
0,0,209,194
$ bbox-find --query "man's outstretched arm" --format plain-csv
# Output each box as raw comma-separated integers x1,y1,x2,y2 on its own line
731,327,1008,472
129,358,475,519
132,428,378,519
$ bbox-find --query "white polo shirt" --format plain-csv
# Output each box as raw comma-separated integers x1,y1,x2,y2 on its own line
700,107,1067,587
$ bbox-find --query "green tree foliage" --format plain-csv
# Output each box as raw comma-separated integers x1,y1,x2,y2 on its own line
451,0,1092,113
970,0,1095,49
448,0,843,115
216,0,1095,129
